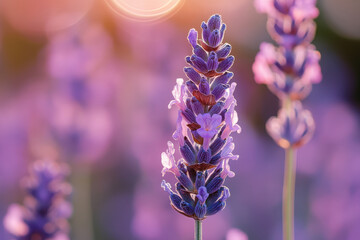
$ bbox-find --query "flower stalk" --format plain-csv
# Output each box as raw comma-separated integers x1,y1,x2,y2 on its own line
195,220,202,240
283,147,296,240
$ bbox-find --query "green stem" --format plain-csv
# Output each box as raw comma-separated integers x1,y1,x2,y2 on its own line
195,220,202,240
283,147,296,240
72,164,94,240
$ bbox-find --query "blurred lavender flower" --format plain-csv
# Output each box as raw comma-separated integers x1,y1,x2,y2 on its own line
252,1,321,240
266,101,315,149
226,228,248,240
161,14,241,228
46,22,115,162
3,159,72,240
254,0,319,48
253,0,321,148
253,42,321,100
253,0,322,102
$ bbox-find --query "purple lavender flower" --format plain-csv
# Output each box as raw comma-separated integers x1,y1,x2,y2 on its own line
266,101,315,148
161,14,241,226
253,0,321,147
3,159,72,240
253,42,321,100
253,1,322,240
254,0,319,48
186,15,234,79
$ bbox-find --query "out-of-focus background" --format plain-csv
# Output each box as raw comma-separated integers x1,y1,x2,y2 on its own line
0,0,359,239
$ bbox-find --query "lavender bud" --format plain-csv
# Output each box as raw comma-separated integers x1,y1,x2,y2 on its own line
191,55,208,73
217,56,235,73
195,172,206,189
205,167,222,185
186,80,199,93
176,183,194,204
185,56,192,65
181,201,195,215
180,144,196,164
177,172,194,191
170,193,183,210
212,72,233,89
206,201,225,216
188,28,198,48
201,22,210,43
197,147,211,163
216,44,231,59
184,67,201,84
206,187,224,206
195,201,207,219
182,108,196,123
212,84,229,100
209,102,225,115
207,52,219,71
184,137,196,153
208,14,221,31
208,30,221,48
199,78,210,95
178,161,188,174
197,186,209,204
187,167,197,183
219,24,226,41
210,137,226,155
191,97,204,115
194,45,208,61
206,176,224,194
209,152,222,165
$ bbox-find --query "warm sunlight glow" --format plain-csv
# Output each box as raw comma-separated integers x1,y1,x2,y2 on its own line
105,0,184,22
0,0,93,36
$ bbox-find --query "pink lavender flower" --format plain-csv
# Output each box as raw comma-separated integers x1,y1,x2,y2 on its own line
253,1,321,240
161,14,241,222
168,78,188,111
221,103,241,139
253,42,321,100
3,159,72,240
253,0,321,148
254,0,319,48
266,101,315,148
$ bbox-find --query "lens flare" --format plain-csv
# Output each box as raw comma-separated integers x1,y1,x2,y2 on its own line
105,0,184,22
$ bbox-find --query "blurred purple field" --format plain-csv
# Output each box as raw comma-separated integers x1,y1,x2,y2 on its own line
0,0,359,239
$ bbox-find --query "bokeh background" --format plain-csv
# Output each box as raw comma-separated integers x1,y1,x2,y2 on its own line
0,0,359,239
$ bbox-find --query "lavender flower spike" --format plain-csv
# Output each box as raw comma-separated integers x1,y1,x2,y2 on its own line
3,159,72,240
252,1,322,240
161,14,241,239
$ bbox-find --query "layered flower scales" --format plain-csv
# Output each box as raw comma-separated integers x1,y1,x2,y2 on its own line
161,14,241,220
253,0,321,148
4,160,72,240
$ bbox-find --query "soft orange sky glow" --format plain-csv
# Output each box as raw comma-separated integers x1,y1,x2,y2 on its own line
105,0,184,21
0,0,93,36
